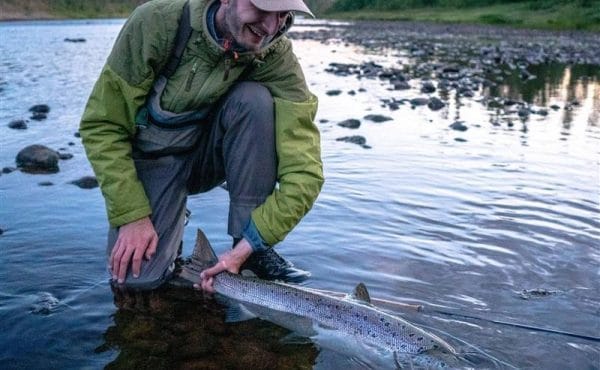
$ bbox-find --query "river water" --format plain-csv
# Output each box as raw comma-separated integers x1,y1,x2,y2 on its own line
0,19,598,369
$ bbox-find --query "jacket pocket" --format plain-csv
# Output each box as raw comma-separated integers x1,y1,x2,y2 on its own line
134,107,204,156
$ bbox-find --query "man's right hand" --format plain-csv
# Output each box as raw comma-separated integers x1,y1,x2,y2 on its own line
110,216,158,284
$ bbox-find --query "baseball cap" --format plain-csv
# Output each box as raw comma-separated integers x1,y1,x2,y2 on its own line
250,0,315,18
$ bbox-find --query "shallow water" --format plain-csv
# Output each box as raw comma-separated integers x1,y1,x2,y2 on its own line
0,19,599,369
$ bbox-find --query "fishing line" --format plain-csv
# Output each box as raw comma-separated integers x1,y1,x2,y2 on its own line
425,308,600,342
419,323,519,370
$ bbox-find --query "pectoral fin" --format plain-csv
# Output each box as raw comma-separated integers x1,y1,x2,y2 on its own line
225,303,257,323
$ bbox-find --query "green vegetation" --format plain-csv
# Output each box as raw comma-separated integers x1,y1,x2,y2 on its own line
0,0,143,20
0,0,598,31
325,0,600,31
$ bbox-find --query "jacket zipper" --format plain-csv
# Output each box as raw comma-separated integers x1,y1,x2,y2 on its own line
184,62,198,92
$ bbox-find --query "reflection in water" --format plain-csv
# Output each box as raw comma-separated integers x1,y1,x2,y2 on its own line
97,287,317,369
483,63,599,129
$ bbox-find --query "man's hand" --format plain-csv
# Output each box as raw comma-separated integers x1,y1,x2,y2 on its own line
196,238,253,293
110,216,158,284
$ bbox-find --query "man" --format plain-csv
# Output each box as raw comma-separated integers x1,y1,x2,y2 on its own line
80,0,323,292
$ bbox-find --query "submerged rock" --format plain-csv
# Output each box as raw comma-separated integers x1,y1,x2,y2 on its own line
58,153,74,160
70,176,99,189
16,144,60,174
38,181,54,186
427,97,445,111
449,121,468,131
364,114,392,123
30,292,60,315
30,112,47,121
29,104,50,114
64,38,86,43
336,135,370,149
410,98,429,106
8,119,28,130
519,288,560,300
337,119,361,129
2,167,16,174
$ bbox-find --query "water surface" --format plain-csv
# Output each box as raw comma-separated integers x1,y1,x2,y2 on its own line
0,19,598,369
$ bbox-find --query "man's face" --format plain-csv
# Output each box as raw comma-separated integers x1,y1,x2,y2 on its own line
221,0,289,51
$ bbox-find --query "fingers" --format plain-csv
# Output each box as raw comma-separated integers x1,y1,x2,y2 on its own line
145,234,158,260
195,260,228,293
117,246,135,283
131,244,145,278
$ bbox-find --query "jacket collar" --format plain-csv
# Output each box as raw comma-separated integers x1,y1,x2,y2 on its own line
189,0,294,56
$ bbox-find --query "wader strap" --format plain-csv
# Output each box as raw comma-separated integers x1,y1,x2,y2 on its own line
161,0,192,79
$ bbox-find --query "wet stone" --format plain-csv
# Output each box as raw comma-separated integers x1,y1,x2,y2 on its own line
70,176,99,189
30,112,47,121
364,114,393,123
410,98,429,106
29,104,50,114
337,135,367,146
3,167,16,174
30,292,60,315
74,132,81,138
519,288,560,300
348,90,356,95
449,121,468,131
326,89,342,96
38,181,54,186
16,145,60,174
64,38,86,43
550,104,561,110
58,153,74,160
518,108,530,118
337,119,361,129
427,97,445,111
0,228,3,236
8,119,28,130
454,137,467,142
393,81,411,90
421,81,436,93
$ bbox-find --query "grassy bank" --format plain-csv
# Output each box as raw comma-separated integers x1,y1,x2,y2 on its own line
0,0,143,20
326,1,600,31
1,0,598,32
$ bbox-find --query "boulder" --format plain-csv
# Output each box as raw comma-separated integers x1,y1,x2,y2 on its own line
70,176,99,189
449,121,468,131
8,120,28,130
16,144,60,174
29,104,50,114
337,119,361,129
364,114,392,123
427,97,445,111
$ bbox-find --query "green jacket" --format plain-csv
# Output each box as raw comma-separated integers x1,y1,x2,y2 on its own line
80,0,323,246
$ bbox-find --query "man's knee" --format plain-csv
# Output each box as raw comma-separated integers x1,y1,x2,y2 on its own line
113,266,173,291
228,82,273,110
222,82,274,133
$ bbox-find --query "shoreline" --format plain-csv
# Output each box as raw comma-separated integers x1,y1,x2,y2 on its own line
1,3,599,32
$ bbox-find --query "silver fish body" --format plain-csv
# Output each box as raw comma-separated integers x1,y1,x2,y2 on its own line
181,229,457,360
215,271,454,356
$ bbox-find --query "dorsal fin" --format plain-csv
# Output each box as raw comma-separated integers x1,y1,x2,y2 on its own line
351,282,371,304
191,228,218,265
176,229,218,284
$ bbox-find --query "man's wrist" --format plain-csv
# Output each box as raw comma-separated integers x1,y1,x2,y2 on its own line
242,219,270,253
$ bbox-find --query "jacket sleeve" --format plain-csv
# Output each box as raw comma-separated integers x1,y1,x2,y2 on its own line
247,38,325,246
80,3,170,227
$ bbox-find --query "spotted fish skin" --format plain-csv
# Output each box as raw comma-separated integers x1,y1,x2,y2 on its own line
181,229,456,357
214,272,454,355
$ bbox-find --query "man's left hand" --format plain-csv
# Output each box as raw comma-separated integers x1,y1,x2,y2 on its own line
196,238,253,293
